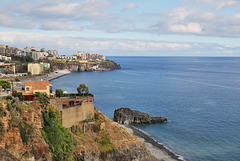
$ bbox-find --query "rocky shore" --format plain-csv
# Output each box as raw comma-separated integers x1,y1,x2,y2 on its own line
118,124,184,161
113,108,184,161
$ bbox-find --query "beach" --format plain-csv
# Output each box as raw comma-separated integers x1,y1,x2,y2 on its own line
117,123,184,161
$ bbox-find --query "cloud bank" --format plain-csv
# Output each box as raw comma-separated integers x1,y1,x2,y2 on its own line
0,31,239,56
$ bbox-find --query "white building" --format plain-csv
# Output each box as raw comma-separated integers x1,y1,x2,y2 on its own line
47,50,58,56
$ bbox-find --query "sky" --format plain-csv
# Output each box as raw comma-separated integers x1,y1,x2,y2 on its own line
0,0,240,56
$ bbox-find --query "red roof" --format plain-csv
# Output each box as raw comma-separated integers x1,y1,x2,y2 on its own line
25,80,52,90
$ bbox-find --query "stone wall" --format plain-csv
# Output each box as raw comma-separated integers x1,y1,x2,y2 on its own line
60,102,94,128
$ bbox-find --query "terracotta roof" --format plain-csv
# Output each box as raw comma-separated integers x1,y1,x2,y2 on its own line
25,80,51,90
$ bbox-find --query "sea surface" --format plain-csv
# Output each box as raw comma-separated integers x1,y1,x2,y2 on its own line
50,57,240,161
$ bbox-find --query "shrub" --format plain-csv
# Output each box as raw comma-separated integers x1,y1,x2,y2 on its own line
19,121,33,145
0,80,10,89
0,121,3,132
12,92,24,101
42,108,74,161
97,132,114,160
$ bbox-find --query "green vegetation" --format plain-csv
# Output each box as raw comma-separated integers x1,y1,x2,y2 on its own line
19,121,33,145
6,96,16,111
12,92,24,101
11,55,34,63
97,132,114,160
62,93,92,98
0,80,11,89
0,120,3,132
55,89,63,98
35,92,50,109
77,84,89,96
42,107,75,161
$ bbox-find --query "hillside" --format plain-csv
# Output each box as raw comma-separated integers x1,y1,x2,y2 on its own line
0,100,149,161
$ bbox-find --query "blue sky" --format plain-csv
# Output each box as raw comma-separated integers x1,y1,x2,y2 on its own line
0,0,240,56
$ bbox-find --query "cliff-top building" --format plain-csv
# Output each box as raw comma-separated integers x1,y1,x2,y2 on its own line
17,80,55,100
17,80,95,128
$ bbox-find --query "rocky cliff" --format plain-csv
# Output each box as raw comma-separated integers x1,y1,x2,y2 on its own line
114,108,167,124
72,109,150,161
0,100,150,161
0,101,52,161
47,59,121,72
0,147,20,161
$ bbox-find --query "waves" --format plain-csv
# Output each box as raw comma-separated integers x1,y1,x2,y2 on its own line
170,78,240,91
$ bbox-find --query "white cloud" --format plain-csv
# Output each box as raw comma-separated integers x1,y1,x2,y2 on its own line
169,22,202,34
0,31,239,56
124,3,137,10
0,0,114,31
211,1,240,10
145,0,240,38
1,0,240,40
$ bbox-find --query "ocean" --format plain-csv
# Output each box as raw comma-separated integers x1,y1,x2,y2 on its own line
50,57,240,161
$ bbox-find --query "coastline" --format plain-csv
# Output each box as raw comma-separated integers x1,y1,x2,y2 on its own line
117,123,184,161
15,68,185,161
13,69,71,90
24,69,71,82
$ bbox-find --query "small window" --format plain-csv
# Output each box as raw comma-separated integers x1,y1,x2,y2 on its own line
26,87,29,91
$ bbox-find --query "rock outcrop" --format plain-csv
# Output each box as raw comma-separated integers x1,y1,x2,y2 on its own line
113,108,167,124
46,59,121,72
72,109,150,161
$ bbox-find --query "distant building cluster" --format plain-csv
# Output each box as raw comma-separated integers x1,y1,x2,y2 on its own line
0,45,106,62
0,45,18,55
74,52,106,62
0,45,59,60
18,47,58,60
0,44,108,77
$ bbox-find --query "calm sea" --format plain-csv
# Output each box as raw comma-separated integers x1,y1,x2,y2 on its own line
50,57,240,161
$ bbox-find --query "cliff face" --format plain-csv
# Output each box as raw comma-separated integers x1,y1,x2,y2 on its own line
48,60,121,72
0,147,20,161
0,100,149,161
72,109,150,161
0,101,51,161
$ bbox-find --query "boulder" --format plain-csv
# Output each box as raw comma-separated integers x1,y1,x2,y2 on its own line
113,108,167,124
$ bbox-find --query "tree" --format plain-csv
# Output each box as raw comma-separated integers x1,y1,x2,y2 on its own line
47,54,53,57
77,84,89,96
56,89,63,98
0,80,11,89
37,92,50,109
